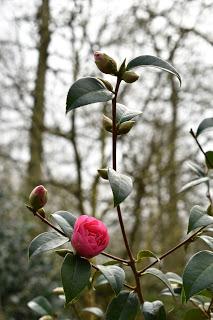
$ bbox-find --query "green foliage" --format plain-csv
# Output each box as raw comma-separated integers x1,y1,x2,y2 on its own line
205,151,213,169
29,231,69,259
183,309,207,320
142,268,175,296
97,265,125,295
82,307,104,318
187,206,213,233
196,117,213,137
179,177,209,193
182,250,213,301
142,300,167,320
27,296,53,316
199,235,213,250
66,77,113,113
108,168,133,206
126,55,181,85
61,253,91,304
136,250,160,263
51,211,76,238
105,291,139,320
116,103,142,124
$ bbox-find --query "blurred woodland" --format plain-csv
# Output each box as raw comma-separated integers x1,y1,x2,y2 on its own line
0,0,213,319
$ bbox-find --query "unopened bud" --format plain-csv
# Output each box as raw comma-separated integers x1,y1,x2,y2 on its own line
37,208,46,218
94,51,117,75
52,287,64,295
207,205,213,216
103,115,113,132
39,316,53,320
98,168,108,180
122,71,139,83
29,185,48,210
117,121,135,134
97,78,114,92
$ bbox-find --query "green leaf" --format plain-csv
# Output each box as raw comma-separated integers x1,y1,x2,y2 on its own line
187,205,213,233
82,307,104,318
184,308,207,320
187,161,205,177
205,151,213,169
116,103,142,124
196,118,213,137
141,300,167,320
106,290,139,320
137,250,160,263
108,168,133,207
165,272,182,285
179,177,209,193
142,268,175,296
27,296,52,316
199,235,213,250
126,55,181,85
51,211,76,238
183,250,213,301
66,77,113,113
29,232,69,259
97,265,125,295
61,253,91,304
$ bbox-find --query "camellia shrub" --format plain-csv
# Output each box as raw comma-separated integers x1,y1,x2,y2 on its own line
26,52,213,320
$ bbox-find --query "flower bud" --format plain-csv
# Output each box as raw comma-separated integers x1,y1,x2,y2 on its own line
37,208,46,218
207,205,213,216
71,215,110,258
29,185,48,210
122,71,139,83
103,115,113,132
117,121,135,135
97,78,114,92
94,51,117,75
98,168,108,180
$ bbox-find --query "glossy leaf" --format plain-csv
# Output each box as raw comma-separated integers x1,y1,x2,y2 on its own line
97,265,125,295
141,300,166,320
61,253,91,304
179,177,209,193
137,250,160,263
183,250,213,301
205,151,213,169
27,296,52,316
51,211,76,238
187,205,213,233
116,103,142,124
187,161,205,177
199,235,213,250
29,232,69,259
184,309,207,320
82,307,104,318
126,55,181,85
196,118,213,137
165,272,182,285
142,268,174,296
66,77,113,113
108,168,133,207
106,291,139,320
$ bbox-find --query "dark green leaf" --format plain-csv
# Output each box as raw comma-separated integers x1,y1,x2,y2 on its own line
29,232,69,259
97,265,125,295
51,211,76,238
55,249,73,257
66,77,113,113
94,274,109,287
165,272,182,285
199,235,213,250
61,253,91,304
27,296,52,316
82,307,104,318
187,205,213,233
179,177,209,193
108,168,133,207
126,55,181,85
116,103,142,124
142,268,174,296
183,250,213,301
184,309,207,320
106,290,139,320
205,151,213,169
141,300,167,320
137,250,160,263
196,118,213,137
187,161,205,177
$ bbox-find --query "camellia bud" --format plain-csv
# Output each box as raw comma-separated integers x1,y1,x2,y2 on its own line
207,205,213,216
29,185,48,210
103,115,113,132
122,71,139,83
117,121,135,135
98,168,108,180
97,78,114,92
94,51,117,75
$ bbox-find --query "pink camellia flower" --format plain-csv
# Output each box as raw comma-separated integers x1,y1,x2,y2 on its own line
94,51,117,75
29,185,48,210
71,215,110,259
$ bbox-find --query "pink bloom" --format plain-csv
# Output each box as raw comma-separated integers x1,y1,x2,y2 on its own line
71,215,110,259
29,185,48,210
94,51,104,61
